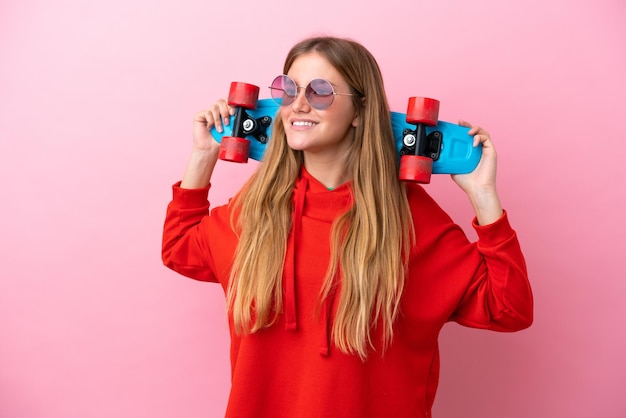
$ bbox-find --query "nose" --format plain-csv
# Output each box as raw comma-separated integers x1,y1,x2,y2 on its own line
290,86,310,112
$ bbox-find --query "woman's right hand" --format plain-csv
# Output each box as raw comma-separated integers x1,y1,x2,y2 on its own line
192,99,236,152
181,100,235,189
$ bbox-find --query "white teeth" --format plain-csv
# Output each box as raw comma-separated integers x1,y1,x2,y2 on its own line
292,121,316,127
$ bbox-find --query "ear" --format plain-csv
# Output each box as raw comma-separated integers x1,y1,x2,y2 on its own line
351,97,366,128
351,113,360,128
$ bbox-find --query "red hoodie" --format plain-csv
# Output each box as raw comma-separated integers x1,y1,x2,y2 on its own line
162,168,533,418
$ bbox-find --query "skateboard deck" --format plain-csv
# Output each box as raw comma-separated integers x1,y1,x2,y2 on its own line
212,96,481,179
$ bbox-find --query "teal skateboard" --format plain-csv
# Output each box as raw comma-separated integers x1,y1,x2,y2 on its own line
213,82,482,184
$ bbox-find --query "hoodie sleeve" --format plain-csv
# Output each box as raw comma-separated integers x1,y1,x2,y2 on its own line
161,182,219,282
450,211,534,331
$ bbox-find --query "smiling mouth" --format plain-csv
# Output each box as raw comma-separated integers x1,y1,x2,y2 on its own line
292,121,317,127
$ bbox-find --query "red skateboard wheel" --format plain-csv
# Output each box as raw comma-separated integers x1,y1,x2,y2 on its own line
406,97,440,126
399,155,433,184
228,82,260,109
219,136,250,163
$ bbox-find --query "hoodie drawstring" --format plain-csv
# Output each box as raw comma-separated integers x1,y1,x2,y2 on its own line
284,176,306,332
319,276,338,356
283,172,350,357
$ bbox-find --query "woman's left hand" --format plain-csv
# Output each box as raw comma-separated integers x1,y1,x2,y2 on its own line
452,121,497,193
451,120,503,225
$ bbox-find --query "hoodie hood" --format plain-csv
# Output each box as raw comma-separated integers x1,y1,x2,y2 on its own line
283,167,353,356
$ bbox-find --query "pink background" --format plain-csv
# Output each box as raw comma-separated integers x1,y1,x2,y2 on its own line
1,0,624,417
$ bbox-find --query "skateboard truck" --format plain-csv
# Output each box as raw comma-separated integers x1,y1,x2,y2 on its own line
398,97,441,184
219,82,272,163
400,129,442,161
232,110,272,144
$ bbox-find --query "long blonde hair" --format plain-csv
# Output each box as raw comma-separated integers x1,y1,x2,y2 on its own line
226,36,414,359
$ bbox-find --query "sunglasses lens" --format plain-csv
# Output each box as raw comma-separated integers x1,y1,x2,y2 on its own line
270,76,337,110
306,79,335,110
270,75,297,106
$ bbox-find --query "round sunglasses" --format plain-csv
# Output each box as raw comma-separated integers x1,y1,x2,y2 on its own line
269,75,361,110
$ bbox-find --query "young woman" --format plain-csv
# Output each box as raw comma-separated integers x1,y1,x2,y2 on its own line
162,36,533,418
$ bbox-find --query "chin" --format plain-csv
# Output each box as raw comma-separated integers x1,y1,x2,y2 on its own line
286,139,310,152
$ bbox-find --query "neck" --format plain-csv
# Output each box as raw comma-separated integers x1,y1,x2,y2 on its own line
303,154,350,189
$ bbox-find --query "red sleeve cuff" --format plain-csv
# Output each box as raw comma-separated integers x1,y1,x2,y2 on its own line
472,210,515,246
171,181,211,209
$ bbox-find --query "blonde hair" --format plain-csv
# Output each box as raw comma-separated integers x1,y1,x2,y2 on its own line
226,36,414,359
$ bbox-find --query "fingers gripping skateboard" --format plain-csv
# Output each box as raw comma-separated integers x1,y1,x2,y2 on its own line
219,82,262,163
399,97,440,184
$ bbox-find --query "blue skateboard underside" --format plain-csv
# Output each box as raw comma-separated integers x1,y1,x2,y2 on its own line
212,98,481,174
